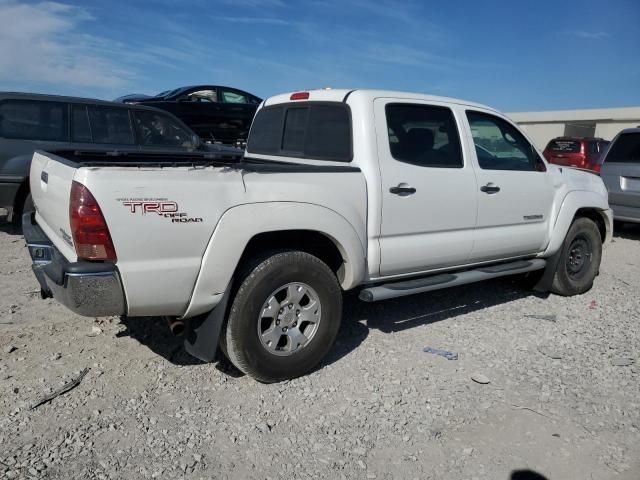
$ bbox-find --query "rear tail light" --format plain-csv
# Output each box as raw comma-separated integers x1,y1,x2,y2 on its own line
69,181,117,261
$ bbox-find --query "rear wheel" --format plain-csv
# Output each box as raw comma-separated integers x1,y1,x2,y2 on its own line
221,251,342,383
551,217,602,296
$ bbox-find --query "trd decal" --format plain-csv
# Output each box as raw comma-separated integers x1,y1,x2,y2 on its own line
122,201,178,214
117,197,203,223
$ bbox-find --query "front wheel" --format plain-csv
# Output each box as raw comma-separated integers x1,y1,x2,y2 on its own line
551,217,602,296
221,251,342,383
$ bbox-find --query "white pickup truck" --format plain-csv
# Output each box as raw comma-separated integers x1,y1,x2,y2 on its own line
24,89,612,382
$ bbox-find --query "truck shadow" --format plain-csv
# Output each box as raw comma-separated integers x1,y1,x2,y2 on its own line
614,222,640,241
0,216,21,235
118,277,546,378
117,316,208,367
318,276,546,369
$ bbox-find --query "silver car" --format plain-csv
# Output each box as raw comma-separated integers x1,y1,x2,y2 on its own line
600,128,640,224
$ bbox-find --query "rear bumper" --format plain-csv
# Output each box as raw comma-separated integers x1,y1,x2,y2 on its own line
23,212,127,317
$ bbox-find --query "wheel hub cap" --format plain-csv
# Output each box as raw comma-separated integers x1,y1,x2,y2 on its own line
566,235,592,278
257,283,322,356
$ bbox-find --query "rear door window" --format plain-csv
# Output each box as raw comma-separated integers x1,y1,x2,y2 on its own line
186,89,217,103
605,133,640,163
0,100,68,141
247,103,352,161
133,110,194,148
221,89,249,104
385,103,463,168
87,106,135,144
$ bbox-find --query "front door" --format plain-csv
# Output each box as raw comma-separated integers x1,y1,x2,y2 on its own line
464,110,556,261
375,99,478,276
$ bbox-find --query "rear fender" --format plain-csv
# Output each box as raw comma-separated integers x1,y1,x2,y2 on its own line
182,202,366,318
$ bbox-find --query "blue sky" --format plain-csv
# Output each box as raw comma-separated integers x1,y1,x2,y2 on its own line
0,0,638,111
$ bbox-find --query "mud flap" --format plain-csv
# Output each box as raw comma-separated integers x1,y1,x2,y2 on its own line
533,249,562,293
183,283,233,362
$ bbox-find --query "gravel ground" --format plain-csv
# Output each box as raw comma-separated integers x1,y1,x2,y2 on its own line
1,215,639,480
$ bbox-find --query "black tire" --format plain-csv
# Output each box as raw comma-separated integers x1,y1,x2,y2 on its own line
551,217,602,296
221,251,342,383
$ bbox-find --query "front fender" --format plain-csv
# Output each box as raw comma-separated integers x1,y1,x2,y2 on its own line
543,190,612,257
182,202,366,318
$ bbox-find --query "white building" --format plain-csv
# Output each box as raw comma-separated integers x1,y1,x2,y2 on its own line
507,106,640,150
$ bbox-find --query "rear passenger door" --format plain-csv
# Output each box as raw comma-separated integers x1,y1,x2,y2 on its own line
464,110,556,261
375,99,478,276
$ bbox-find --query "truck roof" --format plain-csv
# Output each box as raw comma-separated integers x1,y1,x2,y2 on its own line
263,88,499,113
0,91,128,106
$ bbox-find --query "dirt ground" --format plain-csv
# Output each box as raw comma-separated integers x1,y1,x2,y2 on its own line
1,213,639,480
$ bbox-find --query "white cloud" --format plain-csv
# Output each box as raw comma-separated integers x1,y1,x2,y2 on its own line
211,16,291,25
0,0,133,90
568,30,610,40
216,0,285,7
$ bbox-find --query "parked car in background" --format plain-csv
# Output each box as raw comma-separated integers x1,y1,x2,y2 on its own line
600,128,640,224
543,137,609,172
115,85,262,146
0,92,241,224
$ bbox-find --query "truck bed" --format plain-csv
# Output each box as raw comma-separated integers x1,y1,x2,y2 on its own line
29,149,367,317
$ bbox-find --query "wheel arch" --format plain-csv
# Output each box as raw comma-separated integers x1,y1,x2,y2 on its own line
182,202,366,318
574,207,607,242
544,190,611,257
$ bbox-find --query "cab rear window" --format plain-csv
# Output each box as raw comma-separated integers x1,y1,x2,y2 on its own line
247,102,352,161
548,140,581,153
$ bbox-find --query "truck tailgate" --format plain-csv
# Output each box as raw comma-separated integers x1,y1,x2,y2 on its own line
30,151,77,261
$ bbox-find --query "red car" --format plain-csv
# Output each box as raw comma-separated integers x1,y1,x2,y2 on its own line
543,137,610,172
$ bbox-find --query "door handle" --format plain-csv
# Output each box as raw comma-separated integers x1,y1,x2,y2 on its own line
389,184,416,195
480,183,500,194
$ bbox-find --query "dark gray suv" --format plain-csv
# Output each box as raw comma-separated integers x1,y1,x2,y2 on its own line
0,92,241,223
600,128,640,224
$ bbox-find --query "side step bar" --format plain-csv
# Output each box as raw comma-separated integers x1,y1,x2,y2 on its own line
359,259,546,302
